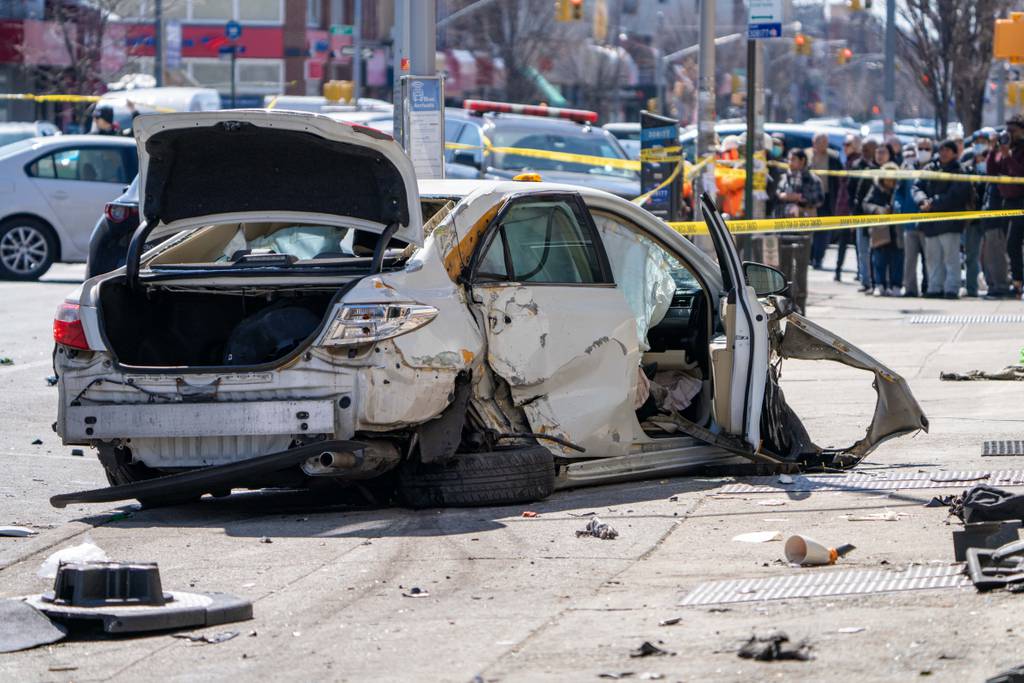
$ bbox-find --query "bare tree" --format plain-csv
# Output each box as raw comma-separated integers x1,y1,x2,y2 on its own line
897,0,1008,137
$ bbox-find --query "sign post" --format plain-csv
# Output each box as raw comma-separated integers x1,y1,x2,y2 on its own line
746,0,782,39
224,21,243,108
401,75,445,179
744,0,780,258
640,110,680,222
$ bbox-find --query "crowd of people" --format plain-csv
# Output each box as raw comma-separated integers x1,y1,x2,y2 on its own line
766,113,1024,311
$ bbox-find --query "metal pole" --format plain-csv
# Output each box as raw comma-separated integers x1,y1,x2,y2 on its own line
154,0,163,87
696,0,716,202
392,0,410,145
230,46,237,108
408,0,437,76
882,0,895,137
353,0,363,103
997,62,1006,127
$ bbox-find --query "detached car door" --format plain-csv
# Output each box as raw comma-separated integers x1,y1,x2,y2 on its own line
700,194,769,451
468,192,642,458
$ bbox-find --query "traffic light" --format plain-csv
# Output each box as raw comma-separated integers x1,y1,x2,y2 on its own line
849,0,862,10
794,33,812,56
836,47,853,64
571,0,584,20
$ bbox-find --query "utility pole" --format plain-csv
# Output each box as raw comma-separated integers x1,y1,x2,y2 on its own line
154,0,163,87
997,62,1006,128
391,0,410,144
882,0,895,137
353,0,363,103
696,0,717,203
743,39,764,221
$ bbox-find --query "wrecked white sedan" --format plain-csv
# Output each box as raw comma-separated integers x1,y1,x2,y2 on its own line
51,110,927,509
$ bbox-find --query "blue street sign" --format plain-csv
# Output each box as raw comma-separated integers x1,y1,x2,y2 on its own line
747,22,782,39
225,20,242,40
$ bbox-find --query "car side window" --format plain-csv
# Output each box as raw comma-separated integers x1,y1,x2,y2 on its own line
27,154,56,178
478,199,610,285
48,147,128,183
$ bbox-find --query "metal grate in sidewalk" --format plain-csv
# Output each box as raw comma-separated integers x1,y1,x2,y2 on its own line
908,314,1024,324
984,440,1024,456
717,469,1024,494
680,565,969,606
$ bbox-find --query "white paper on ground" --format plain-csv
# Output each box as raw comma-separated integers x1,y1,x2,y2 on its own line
732,531,783,543
38,538,108,579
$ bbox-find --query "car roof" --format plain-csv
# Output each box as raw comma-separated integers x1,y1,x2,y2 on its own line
417,177,621,202
12,134,134,150
603,122,640,132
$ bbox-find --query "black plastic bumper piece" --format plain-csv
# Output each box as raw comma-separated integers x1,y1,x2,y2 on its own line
49,439,367,508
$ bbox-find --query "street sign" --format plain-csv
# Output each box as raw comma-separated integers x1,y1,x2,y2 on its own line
640,111,681,222
402,75,445,180
165,20,182,70
330,24,354,36
225,20,242,41
747,0,783,40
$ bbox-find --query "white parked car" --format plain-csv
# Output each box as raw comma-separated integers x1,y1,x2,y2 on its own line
0,135,136,279
0,120,61,148
50,110,927,509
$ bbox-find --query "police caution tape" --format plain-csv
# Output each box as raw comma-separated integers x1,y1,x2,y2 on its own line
766,159,1024,185
667,209,1024,236
0,93,101,103
632,156,710,206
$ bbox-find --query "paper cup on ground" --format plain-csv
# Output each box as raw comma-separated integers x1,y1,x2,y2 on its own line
785,535,832,565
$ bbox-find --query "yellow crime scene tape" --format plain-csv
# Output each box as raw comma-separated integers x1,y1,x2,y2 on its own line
668,208,1024,236
0,93,101,103
631,155,711,206
766,159,1024,185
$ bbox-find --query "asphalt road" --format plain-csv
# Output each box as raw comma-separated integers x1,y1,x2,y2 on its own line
2,257,1024,681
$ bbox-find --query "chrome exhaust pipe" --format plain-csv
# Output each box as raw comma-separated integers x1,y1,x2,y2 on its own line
317,451,358,469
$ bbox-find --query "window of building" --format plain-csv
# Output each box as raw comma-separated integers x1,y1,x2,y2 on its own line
306,0,321,26
191,0,233,21
237,60,284,93
190,60,232,90
238,0,282,21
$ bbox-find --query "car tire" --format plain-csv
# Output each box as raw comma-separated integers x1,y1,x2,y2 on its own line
397,445,555,509
0,217,56,281
96,444,202,508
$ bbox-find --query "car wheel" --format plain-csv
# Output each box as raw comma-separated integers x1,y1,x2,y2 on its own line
0,218,56,281
397,445,555,509
96,444,202,508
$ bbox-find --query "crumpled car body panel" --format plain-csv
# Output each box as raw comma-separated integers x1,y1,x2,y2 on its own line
776,312,929,468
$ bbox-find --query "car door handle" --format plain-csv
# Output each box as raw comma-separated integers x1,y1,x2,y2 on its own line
51,191,69,200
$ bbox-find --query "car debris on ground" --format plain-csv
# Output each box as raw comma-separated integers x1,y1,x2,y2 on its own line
0,526,37,537
629,641,673,658
0,600,67,653
172,631,240,645
939,366,1024,382
737,631,812,661
732,531,782,543
576,517,619,540
948,485,1024,524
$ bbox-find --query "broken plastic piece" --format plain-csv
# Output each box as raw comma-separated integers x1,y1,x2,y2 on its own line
966,539,1024,592
0,600,67,653
953,522,1021,562
172,630,239,644
26,561,252,634
0,526,37,537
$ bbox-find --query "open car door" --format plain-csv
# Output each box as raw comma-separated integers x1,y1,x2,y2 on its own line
700,194,769,451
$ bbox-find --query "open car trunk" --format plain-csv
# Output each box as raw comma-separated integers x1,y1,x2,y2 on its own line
99,280,339,368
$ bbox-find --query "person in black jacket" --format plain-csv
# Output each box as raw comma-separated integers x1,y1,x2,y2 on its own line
862,163,904,296
912,139,971,298
808,132,844,270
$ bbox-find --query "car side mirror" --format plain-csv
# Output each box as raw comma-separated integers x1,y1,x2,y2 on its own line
452,150,481,169
743,262,788,297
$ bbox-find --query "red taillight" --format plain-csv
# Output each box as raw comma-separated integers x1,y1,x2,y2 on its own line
463,99,599,124
104,203,138,224
54,302,90,350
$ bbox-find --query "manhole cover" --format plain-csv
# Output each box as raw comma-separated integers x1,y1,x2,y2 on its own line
680,565,968,606
984,441,1024,456
908,314,1024,324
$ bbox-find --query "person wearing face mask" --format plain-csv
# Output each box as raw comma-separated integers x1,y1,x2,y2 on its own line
851,138,880,292
831,134,861,282
913,139,971,298
863,163,904,296
978,129,1012,299
989,114,1024,298
775,148,824,313
807,132,844,270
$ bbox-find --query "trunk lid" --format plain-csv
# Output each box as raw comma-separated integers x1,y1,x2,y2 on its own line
133,110,422,246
